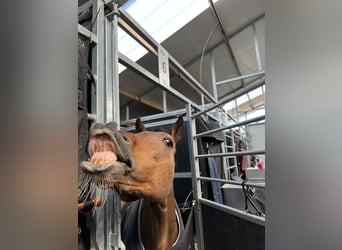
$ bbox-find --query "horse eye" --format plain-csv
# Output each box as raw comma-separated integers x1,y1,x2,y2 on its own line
163,138,173,148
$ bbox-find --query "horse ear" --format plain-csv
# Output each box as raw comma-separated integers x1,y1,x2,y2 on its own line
135,117,146,132
171,116,183,143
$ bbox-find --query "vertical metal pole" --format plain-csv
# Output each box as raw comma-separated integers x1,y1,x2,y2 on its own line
125,105,129,121
112,3,120,124
234,98,239,122
95,0,106,124
162,90,167,112
252,24,262,72
210,53,219,119
210,53,218,102
105,14,114,122
91,0,108,249
186,104,205,250
201,94,205,112
109,4,123,249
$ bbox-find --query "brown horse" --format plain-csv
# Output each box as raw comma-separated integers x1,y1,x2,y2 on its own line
80,117,184,250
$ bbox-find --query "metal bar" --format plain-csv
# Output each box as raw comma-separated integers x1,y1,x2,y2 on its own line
198,176,265,189
174,172,192,179
195,115,265,138
95,0,105,123
121,109,186,125
105,17,114,122
210,53,218,101
210,53,220,120
78,1,93,23
234,98,239,121
196,149,265,159
118,18,158,55
216,71,265,86
193,80,265,118
78,0,92,15
87,113,97,120
199,198,265,226
118,52,202,110
118,8,159,50
125,106,129,121
78,24,98,44
162,91,167,112
108,4,122,249
112,4,120,124
187,104,205,250
252,24,263,72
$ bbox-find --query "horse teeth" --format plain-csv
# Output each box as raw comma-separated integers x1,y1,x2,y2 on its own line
91,151,117,165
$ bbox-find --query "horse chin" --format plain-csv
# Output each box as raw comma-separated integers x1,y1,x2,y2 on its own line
80,160,132,189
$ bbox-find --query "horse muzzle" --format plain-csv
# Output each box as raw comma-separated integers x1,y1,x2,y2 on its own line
80,122,133,177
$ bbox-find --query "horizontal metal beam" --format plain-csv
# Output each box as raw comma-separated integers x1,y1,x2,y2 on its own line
196,149,265,158
216,71,265,86
199,198,265,226
78,24,98,43
78,1,92,13
174,172,192,179
198,176,265,189
195,115,265,138
87,113,97,120
120,109,187,126
193,79,265,118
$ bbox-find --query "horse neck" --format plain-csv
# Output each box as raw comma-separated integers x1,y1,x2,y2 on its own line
140,187,178,250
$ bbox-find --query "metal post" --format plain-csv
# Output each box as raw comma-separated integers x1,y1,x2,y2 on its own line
162,90,167,112
125,105,129,121
94,0,106,124
112,3,120,124
105,14,114,122
210,53,218,102
89,1,124,249
108,3,123,249
252,24,262,72
186,104,205,250
210,53,219,119
91,1,109,248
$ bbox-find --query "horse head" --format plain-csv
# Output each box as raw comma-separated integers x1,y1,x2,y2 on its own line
80,116,183,203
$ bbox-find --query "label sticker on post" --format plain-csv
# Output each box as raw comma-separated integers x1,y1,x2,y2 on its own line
158,45,170,88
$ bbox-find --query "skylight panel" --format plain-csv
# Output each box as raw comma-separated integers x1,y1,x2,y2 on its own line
236,94,249,106
223,99,234,109
119,0,217,63
248,87,263,99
